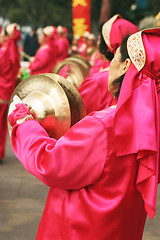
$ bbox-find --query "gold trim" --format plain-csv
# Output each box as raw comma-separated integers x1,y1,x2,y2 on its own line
102,14,120,52
127,31,146,71
127,28,160,71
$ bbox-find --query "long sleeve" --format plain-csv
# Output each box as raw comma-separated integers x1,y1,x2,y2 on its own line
11,115,107,190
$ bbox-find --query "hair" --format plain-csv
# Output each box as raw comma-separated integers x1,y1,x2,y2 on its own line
98,23,114,61
4,27,8,36
112,35,130,99
120,35,130,62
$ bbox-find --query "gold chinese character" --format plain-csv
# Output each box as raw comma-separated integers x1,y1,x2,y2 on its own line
73,18,88,36
73,0,88,7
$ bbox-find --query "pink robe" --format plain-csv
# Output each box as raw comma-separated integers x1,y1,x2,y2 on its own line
56,36,69,63
29,44,56,75
9,28,21,80
89,58,103,75
89,54,110,76
11,107,147,240
78,69,116,114
0,39,17,100
0,37,19,160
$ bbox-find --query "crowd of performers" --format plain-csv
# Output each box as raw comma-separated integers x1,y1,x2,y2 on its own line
0,21,106,163
1,13,160,239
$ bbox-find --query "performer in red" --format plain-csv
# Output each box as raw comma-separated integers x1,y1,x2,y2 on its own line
0,23,21,162
8,28,160,239
29,26,56,75
56,25,69,64
69,34,80,55
78,23,114,114
89,50,104,75
89,23,112,76
78,31,89,57
85,33,97,64
6,23,21,81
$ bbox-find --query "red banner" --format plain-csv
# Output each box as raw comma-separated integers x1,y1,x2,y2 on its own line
72,0,91,37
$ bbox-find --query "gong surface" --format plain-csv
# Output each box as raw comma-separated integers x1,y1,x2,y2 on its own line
65,56,90,77
52,55,91,88
41,73,86,126
52,60,85,88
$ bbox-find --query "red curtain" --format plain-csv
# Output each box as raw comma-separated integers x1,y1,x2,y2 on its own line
72,0,91,37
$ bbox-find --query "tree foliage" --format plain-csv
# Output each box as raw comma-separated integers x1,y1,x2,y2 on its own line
0,0,100,32
1,0,73,30
0,0,159,33
111,0,160,25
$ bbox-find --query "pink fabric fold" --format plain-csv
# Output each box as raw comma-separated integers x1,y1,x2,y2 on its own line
114,30,160,219
104,15,139,53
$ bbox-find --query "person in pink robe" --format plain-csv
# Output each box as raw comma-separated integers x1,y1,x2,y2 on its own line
29,26,56,75
78,15,138,114
56,25,69,64
89,51,104,75
0,24,21,162
85,33,97,64
8,28,160,239
89,23,112,76
78,31,89,57
4,24,21,84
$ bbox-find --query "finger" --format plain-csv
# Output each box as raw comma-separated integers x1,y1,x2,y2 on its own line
8,102,16,116
13,95,22,104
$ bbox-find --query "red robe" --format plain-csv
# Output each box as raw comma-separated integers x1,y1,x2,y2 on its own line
89,53,110,76
9,28,21,80
0,39,17,100
56,36,69,63
0,36,19,160
11,107,147,240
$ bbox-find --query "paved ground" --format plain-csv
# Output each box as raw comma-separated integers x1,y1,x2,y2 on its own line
0,134,160,239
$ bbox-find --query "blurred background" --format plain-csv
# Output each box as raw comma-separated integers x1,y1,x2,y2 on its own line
0,0,159,41
0,0,160,239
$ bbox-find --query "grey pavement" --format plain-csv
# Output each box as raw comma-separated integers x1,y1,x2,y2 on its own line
0,134,160,240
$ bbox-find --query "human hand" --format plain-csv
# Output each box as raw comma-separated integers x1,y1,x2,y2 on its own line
8,95,33,127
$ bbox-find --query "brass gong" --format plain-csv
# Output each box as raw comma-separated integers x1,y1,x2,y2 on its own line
52,55,91,89
66,56,90,77
40,73,86,126
8,74,86,139
8,74,71,139
52,60,84,88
